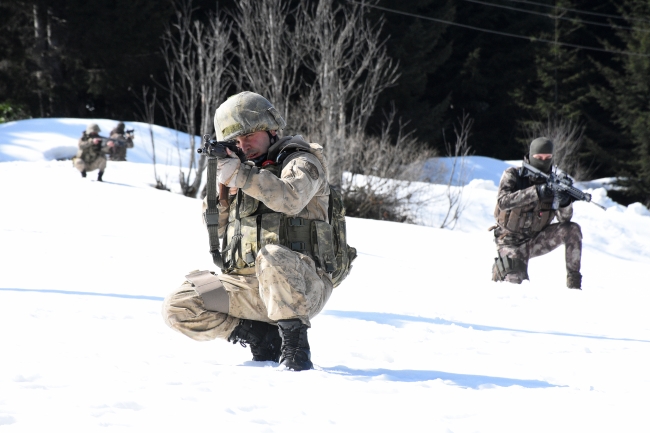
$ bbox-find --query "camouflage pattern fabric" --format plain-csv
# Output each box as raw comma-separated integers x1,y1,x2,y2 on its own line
164,135,334,341
107,132,134,161
214,91,286,141
74,134,107,172
162,244,333,340
494,221,583,283
162,283,240,341
229,136,330,220
492,166,582,284
202,136,330,249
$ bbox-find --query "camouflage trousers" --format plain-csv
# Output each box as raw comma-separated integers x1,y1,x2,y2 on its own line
108,146,127,161
493,221,582,284
74,155,106,173
162,244,333,342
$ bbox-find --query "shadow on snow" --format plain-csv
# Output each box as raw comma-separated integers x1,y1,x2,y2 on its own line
322,310,650,344
321,365,560,389
4,289,647,345
0,287,163,302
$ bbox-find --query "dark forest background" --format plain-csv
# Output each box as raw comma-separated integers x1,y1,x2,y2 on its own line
1,0,649,205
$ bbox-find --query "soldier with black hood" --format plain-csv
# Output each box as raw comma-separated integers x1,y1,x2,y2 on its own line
490,137,583,289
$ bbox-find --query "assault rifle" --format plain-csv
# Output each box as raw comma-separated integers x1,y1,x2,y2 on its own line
197,134,247,211
197,134,246,162
522,162,606,210
100,137,129,147
105,129,135,146
82,132,112,150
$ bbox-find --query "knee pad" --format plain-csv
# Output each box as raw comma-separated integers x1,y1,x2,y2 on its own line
185,270,230,314
492,254,528,282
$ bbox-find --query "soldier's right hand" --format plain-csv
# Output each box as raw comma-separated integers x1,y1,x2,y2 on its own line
557,190,573,207
536,184,555,201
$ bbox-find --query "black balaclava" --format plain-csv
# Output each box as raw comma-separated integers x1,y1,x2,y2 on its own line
528,137,554,172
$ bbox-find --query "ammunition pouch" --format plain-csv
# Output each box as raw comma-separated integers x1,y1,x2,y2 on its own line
214,137,351,284
495,205,555,235
492,253,528,282
222,211,335,274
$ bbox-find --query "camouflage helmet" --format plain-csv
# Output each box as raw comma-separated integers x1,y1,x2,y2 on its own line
115,122,125,133
86,123,101,134
214,91,286,141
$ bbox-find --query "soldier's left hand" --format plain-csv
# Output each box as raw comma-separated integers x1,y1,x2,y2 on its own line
217,157,240,187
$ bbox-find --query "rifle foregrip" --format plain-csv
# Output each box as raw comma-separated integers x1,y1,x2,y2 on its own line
565,185,590,202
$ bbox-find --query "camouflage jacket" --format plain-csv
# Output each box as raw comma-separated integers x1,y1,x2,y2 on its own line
206,135,331,274
109,131,134,148
76,133,108,164
493,166,573,245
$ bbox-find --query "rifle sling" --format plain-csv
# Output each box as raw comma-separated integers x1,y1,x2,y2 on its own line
205,157,224,269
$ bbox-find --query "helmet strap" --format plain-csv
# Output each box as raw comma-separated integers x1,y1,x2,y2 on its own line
266,130,278,145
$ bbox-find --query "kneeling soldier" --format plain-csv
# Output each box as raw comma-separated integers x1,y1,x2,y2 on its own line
162,92,337,370
491,137,583,289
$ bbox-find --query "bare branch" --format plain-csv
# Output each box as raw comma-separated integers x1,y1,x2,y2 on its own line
158,0,231,197
523,115,588,180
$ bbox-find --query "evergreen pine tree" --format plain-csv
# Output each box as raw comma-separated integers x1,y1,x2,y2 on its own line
592,0,650,205
436,0,549,160
368,0,454,144
511,1,593,146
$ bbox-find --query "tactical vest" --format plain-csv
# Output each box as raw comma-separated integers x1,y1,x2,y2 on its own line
493,169,555,235
206,135,356,287
80,135,104,164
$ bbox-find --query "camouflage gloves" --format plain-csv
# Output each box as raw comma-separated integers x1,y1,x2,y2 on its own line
217,157,240,187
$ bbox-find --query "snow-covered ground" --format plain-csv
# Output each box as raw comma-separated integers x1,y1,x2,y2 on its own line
1,118,649,432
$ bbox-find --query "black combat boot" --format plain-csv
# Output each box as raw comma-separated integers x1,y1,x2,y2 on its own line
228,319,282,362
567,271,582,290
277,319,313,371
97,170,104,182
81,170,87,178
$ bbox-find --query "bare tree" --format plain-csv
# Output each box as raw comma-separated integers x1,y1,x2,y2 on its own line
340,107,437,222
299,0,400,189
134,86,168,191
230,0,306,122
159,0,232,197
438,113,473,229
31,3,64,117
191,7,234,194
523,116,588,180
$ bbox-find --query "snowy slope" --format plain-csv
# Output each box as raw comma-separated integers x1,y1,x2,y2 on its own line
1,119,650,432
